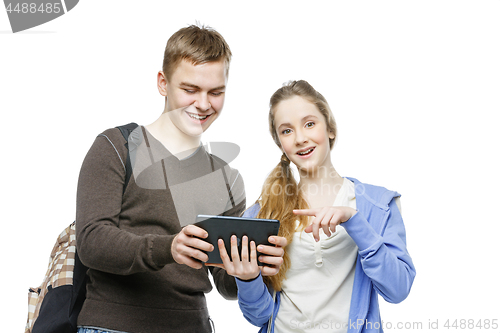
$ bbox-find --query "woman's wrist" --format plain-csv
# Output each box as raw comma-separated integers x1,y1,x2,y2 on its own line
236,271,261,282
340,207,358,223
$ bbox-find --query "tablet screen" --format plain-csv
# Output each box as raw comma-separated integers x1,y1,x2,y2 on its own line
195,215,280,265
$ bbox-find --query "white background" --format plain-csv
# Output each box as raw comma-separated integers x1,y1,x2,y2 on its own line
2,1,499,332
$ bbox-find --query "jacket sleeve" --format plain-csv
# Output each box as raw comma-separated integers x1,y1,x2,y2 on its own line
236,274,275,326
76,131,175,275
342,197,416,303
234,203,275,326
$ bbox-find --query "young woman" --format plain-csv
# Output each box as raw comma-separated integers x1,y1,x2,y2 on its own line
217,80,416,332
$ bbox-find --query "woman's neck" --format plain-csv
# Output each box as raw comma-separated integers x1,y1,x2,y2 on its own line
298,164,344,209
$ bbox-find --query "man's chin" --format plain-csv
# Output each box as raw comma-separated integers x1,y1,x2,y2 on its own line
182,121,211,138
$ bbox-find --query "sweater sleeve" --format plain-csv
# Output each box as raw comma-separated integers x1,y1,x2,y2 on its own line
210,170,247,300
342,197,416,303
75,130,175,275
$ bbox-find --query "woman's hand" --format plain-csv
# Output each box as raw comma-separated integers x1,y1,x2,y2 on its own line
293,206,357,242
209,235,261,281
257,236,286,277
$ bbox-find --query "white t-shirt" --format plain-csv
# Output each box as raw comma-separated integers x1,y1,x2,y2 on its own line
274,178,358,333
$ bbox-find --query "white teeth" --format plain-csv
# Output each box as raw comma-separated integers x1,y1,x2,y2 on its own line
298,148,314,155
188,113,209,120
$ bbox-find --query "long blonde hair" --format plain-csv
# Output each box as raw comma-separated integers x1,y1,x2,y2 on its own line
258,80,337,291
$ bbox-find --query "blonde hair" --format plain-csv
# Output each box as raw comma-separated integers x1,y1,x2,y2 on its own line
258,80,337,291
162,24,232,81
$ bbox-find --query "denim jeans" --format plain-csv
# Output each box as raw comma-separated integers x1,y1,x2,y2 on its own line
77,327,129,333
77,318,215,332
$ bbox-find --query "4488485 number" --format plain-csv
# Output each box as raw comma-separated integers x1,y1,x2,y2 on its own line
444,319,498,330
6,3,62,14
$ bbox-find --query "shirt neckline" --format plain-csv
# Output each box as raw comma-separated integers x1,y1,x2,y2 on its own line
140,126,208,166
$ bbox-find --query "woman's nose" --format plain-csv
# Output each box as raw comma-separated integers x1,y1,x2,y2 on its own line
295,129,308,145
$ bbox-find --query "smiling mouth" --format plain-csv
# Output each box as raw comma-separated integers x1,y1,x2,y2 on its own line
187,112,211,121
297,147,315,156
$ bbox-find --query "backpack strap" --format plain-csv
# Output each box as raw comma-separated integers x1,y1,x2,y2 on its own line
208,154,236,209
116,122,139,194
220,162,236,209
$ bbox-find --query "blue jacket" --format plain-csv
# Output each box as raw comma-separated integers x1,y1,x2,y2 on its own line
235,178,416,333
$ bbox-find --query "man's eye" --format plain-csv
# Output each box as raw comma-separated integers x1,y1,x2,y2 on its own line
184,89,196,94
211,91,223,96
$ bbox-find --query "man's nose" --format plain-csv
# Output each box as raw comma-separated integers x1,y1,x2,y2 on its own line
194,94,211,112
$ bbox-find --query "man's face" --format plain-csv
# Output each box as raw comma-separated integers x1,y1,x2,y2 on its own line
162,59,227,138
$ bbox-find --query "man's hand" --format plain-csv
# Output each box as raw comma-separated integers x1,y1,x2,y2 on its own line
258,235,287,276
171,225,214,269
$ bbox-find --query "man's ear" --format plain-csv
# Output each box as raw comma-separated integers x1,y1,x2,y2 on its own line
157,71,168,97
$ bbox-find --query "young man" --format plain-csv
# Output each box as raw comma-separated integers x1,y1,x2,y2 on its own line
75,25,286,333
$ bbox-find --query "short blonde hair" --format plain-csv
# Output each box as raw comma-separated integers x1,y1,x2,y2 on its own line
162,24,232,81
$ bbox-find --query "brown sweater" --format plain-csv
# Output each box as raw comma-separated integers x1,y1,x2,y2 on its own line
75,126,246,333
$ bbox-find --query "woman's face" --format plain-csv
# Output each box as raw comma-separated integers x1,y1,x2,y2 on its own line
273,96,335,174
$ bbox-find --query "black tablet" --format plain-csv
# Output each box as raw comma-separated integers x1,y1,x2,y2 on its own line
194,215,280,265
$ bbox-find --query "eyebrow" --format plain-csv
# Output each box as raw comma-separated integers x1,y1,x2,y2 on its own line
179,82,226,91
277,115,319,130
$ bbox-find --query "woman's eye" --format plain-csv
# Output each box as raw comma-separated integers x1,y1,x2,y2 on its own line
305,122,315,128
282,129,291,135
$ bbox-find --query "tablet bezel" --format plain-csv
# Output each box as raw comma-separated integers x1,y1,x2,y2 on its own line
194,214,280,265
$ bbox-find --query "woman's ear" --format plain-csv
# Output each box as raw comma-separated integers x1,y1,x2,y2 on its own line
157,71,168,97
329,131,335,140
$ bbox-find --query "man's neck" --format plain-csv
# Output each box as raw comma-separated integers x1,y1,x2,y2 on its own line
145,113,202,159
